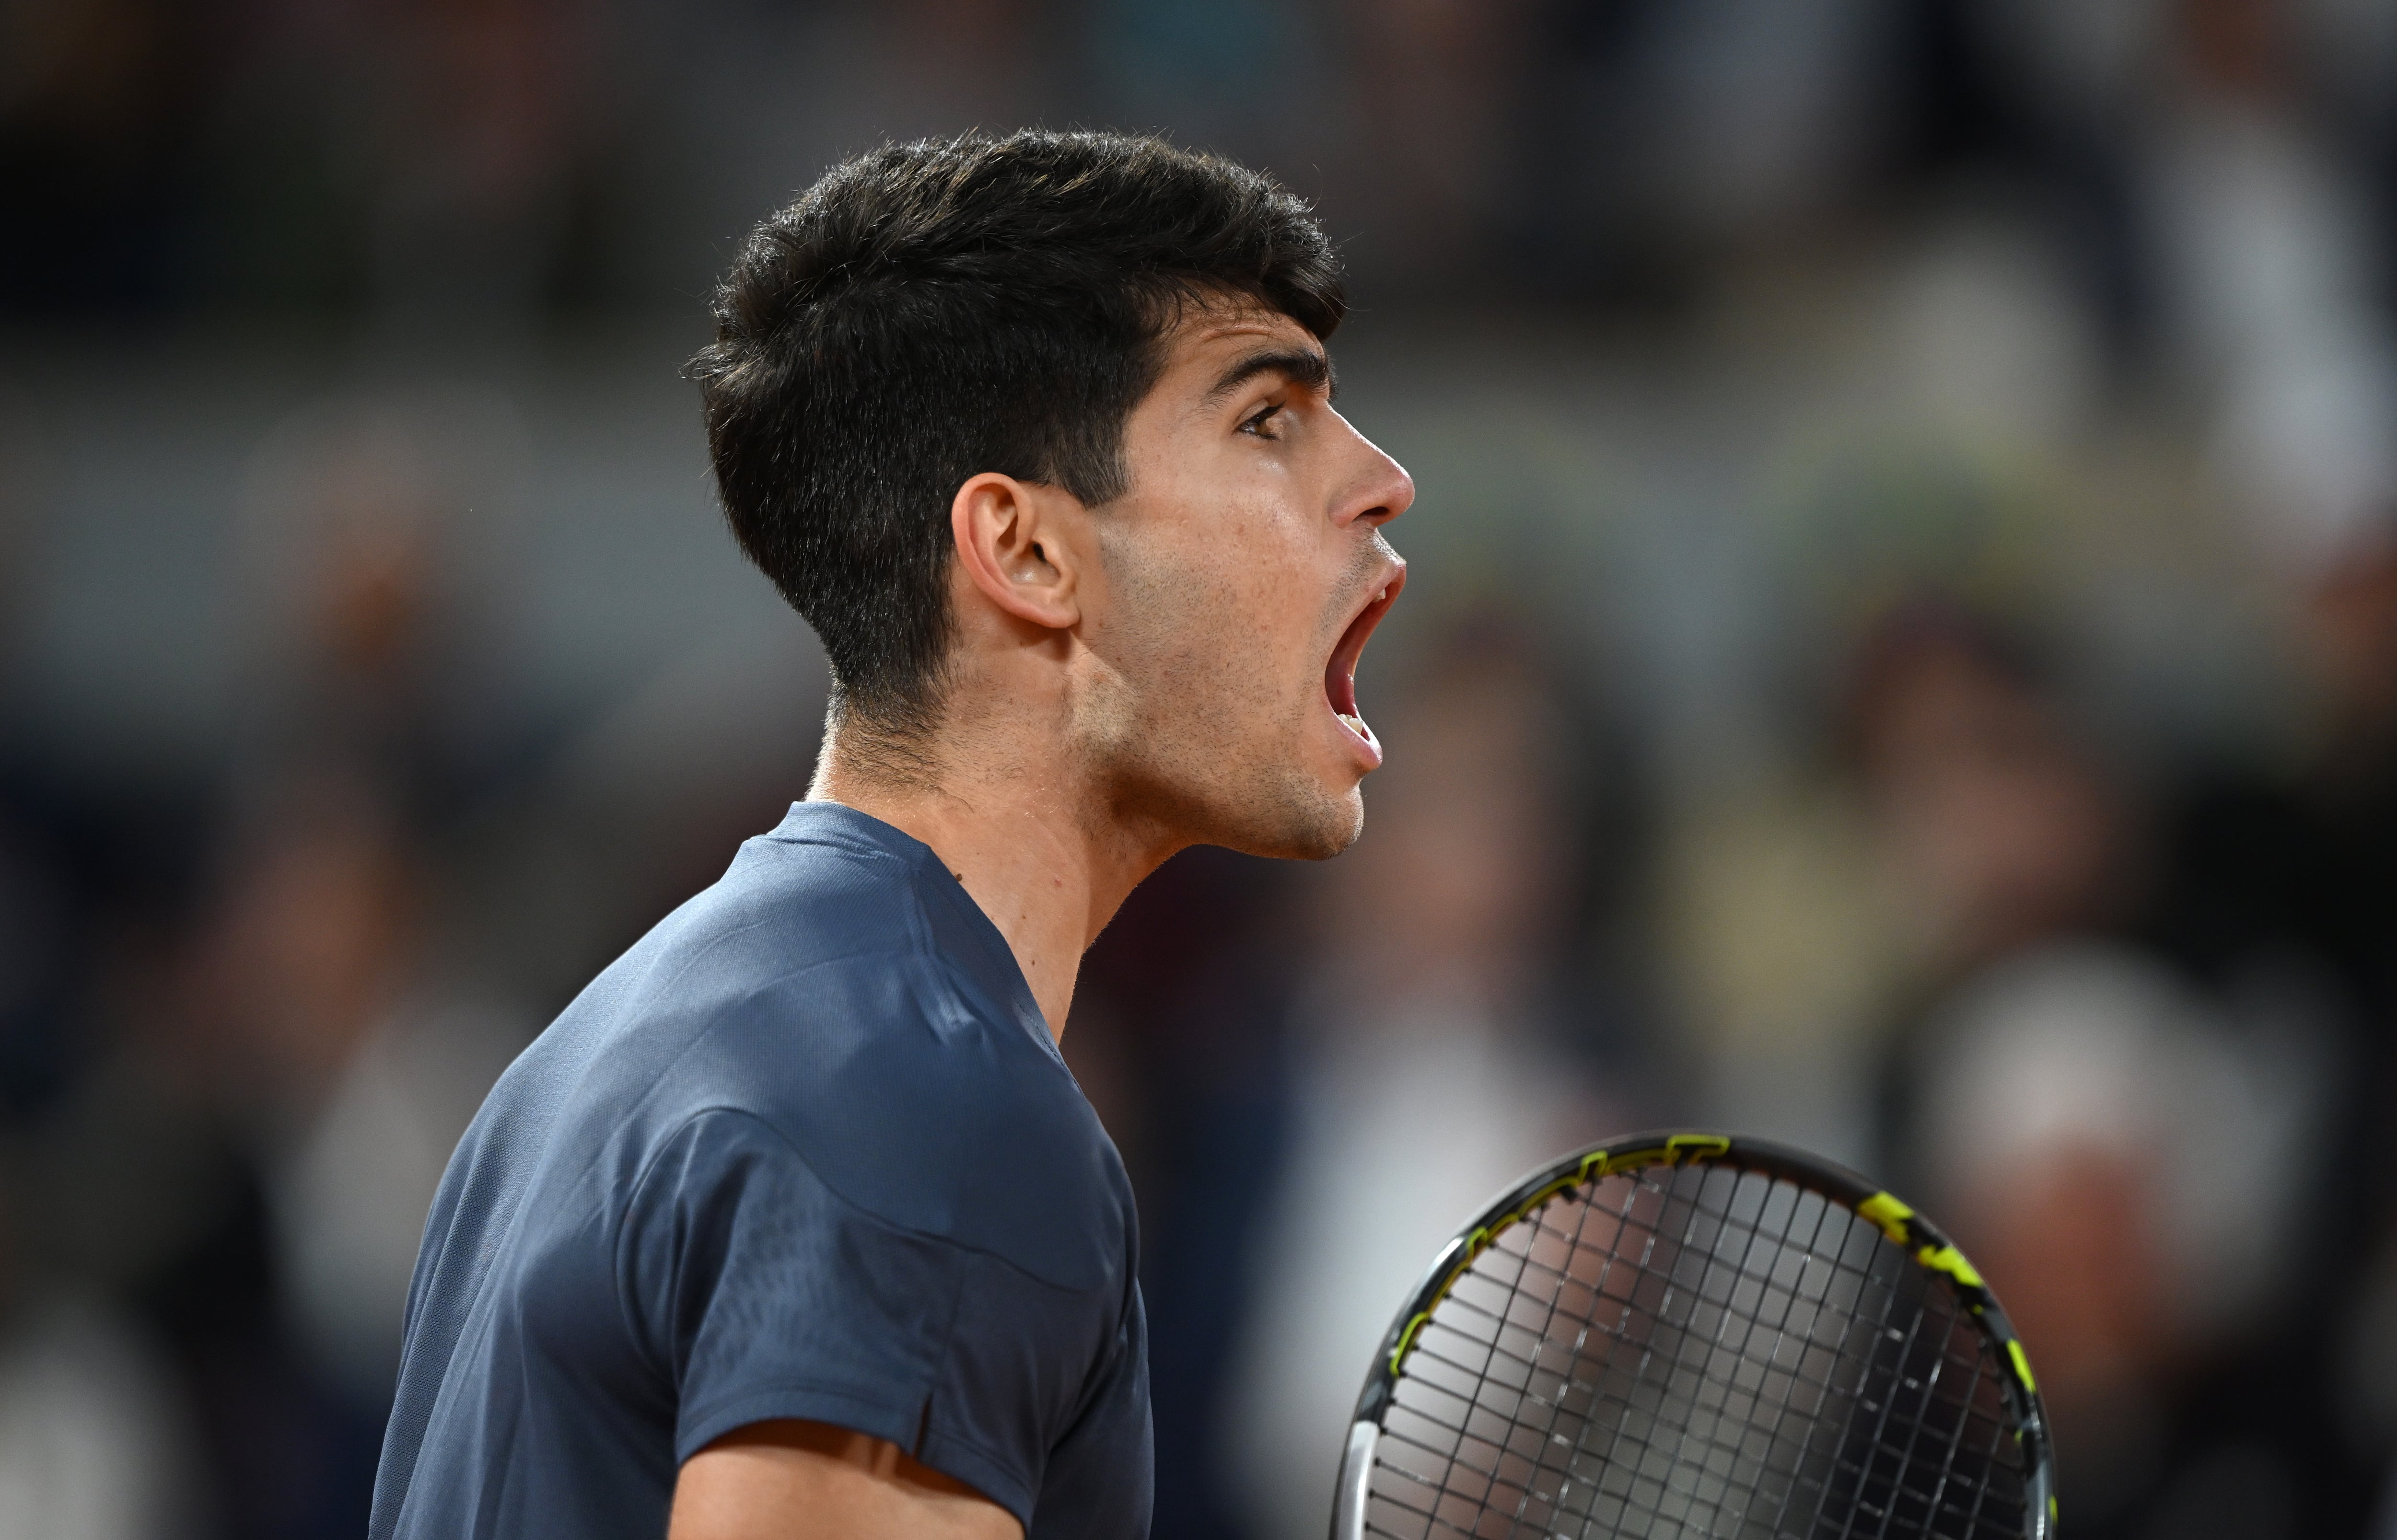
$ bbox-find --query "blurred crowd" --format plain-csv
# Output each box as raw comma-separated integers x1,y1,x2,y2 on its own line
6,0,2397,1538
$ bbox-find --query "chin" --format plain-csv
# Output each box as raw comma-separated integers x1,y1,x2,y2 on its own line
1307,787,1368,858
1218,776,1363,862
1111,718,1367,860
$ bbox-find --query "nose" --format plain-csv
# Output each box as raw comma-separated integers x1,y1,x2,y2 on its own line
1338,421,1414,531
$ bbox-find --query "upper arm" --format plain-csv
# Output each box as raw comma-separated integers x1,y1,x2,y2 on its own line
624,1112,963,1461
624,1111,1064,1521
628,1105,1141,1532
668,1421,1022,1540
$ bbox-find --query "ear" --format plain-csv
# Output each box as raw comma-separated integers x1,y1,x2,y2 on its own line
949,472,1084,632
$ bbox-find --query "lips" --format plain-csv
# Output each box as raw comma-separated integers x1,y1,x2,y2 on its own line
1326,567,1403,761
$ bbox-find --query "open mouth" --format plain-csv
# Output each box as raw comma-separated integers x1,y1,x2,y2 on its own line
1326,568,1404,760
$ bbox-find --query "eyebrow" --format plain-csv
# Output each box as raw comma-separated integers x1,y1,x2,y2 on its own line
1201,345,1336,408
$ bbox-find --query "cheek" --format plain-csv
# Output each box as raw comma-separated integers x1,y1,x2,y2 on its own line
1107,500,1314,706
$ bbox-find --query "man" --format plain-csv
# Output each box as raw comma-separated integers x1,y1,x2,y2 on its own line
367,130,1411,1540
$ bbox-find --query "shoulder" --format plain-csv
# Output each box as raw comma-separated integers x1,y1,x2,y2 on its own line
593,810,1130,1295
687,949,1127,1295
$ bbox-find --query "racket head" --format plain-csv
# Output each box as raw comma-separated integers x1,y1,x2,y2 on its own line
1332,1132,2055,1540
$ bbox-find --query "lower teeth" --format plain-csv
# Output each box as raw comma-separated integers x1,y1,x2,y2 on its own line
1338,712,1369,738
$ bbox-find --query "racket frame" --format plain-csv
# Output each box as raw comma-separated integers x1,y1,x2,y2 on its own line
1333,1130,2057,1540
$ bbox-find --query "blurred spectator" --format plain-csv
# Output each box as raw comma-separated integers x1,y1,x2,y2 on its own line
1320,0,1536,292
1658,419,2088,1169
1844,600,2125,974
361,0,594,334
1904,944,2332,1540
32,391,544,1538
2141,515,2397,1529
1842,595,2364,1537
191,770,524,1412
0,388,214,1535
229,390,536,803
0,1150,200,1540
0,0,213,314
2132,7,2397,1474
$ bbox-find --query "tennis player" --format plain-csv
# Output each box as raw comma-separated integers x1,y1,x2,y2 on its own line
366,131,1410,1540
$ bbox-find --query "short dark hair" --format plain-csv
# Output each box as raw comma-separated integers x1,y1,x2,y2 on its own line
687,130,1346,736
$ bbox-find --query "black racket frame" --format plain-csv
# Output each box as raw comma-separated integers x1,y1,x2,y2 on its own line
1332,1130,2057,1540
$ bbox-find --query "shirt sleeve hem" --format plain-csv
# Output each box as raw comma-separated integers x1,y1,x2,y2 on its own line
675,1388,1036,1526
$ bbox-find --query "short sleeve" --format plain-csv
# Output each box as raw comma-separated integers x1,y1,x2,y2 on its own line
1018,1286,1152,1537
617,1108,1076,1522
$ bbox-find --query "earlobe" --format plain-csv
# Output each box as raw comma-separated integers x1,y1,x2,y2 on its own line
950,473,1083,632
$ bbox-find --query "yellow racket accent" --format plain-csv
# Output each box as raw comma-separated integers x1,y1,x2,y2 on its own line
1858,1190,1917,1246
1917,1243,1987,1291
2007,1338,2039,1395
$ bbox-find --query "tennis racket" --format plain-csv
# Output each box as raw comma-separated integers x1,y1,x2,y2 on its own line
1330,1132,2055,1540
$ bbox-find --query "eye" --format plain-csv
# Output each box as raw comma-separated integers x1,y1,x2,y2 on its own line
1239,401,1286,439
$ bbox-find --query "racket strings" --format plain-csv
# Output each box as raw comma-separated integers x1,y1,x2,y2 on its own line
1405,1176,1868,1520
1364,1164,2028,1540
1381,1183,2013,1540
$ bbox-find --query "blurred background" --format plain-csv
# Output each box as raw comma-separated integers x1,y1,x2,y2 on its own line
3,0,2396,1536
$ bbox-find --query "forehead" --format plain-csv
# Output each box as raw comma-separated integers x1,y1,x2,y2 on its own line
1152,303,1325,382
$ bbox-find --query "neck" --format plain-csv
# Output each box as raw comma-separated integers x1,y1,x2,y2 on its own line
807,714,1172,1040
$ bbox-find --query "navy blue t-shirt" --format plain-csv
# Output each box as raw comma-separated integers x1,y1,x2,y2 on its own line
368,803,1151,1539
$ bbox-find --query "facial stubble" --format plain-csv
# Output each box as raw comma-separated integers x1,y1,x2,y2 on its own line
1080,530,1367,862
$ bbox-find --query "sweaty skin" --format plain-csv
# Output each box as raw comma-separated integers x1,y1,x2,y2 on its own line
668,302,1412,1537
